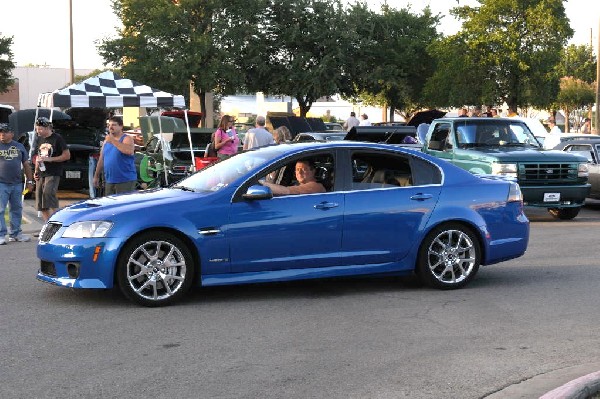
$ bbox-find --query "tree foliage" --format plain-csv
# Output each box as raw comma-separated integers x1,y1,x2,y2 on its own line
0,35,16,93
98,0,259,125
556,44,597,83
424,0,573,111
344,3,440,119
556,77,595,132
241,0,349,117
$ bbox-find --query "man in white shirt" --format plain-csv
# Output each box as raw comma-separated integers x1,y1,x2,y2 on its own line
544,118,562,149
243,116,275,150
343,112,360,131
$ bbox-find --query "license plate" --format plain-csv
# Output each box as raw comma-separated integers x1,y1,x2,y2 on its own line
543,192,560,202
66,171,81,179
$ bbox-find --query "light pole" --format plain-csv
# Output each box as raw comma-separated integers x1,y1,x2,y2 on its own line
69,0,75,84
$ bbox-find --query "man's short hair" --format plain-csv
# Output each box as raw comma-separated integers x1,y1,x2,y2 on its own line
109,116,124,126
256,116,266,126
350,112,356,117
297,158,316,170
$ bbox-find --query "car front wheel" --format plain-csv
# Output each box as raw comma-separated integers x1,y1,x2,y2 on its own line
417,224,480,290
548,206,580,220
117,232,195,306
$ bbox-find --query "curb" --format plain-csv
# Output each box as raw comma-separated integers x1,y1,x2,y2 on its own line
540,370,600,399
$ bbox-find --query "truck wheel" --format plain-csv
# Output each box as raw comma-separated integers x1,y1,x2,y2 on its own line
548,207,581,220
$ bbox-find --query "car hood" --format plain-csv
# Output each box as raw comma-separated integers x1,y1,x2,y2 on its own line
465,147,588,162
53,187,214,226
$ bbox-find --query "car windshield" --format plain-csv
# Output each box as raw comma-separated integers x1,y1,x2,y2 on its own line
175,146,288,192
454,120,541,148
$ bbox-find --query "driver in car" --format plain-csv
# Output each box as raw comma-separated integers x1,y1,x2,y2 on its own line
260,159,326,196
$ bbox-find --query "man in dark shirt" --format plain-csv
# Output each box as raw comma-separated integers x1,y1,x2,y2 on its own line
0,124,34,244
33,117,71,222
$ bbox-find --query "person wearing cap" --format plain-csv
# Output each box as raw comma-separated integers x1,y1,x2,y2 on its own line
33,117,70,222
359,113,371,126
0,123,34,244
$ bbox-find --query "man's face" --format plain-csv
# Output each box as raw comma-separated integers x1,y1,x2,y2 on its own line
0,130,14,144
108,121,122,134
295,161,315,184
35,125,51,137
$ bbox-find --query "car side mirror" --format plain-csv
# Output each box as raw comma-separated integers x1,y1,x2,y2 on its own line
242,184,273,200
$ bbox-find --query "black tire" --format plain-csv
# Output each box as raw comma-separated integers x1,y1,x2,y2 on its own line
416,223,481,290
116,231,195,306
548,206,581,220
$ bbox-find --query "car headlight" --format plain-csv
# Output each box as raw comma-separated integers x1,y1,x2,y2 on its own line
62,221,113,238
491,163,517,176
578,163,589,178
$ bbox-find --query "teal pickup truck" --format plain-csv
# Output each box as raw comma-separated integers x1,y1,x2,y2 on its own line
421,117,590,219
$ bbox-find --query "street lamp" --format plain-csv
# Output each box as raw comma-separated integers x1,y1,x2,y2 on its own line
69,0,74,84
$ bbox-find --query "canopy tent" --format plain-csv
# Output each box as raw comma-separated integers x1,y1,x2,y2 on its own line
36,71,195,192
37,71,185,109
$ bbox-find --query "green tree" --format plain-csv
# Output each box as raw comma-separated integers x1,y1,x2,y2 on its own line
424,0,573,111
242,0,349,117
556,77,595,132
0,35,16,93
556,44,597,83
98,0,258,126
345,4,440,120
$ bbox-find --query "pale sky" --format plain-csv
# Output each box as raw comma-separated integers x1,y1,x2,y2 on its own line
2,0,599,69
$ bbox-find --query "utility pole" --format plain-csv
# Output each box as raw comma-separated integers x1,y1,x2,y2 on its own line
596,19,600,134
69,0,75,84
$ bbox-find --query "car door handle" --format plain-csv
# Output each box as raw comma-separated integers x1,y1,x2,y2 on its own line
410,193,433,201
199,228,221,235
314,202,339,210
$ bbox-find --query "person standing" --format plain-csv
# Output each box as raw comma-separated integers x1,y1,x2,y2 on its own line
359,114,372,126
343,112,360,132
0,124,34,244
93,116,137,195
582,118,591,134
273,125,292,144
544,118,562,149
34,117,70,223
243,116,274,150
213,115,240,160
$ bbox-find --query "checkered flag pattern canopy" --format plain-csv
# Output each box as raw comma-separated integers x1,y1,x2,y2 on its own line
38,71,185,109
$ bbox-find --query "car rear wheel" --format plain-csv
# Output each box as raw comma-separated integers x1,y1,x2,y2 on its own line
117,232,195,306
548,206,580,220
416,224,480,290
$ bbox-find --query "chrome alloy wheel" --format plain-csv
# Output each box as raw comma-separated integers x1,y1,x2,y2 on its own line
126,240,187,301
426,229,476,284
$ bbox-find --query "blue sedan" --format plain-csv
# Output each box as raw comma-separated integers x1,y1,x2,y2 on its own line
37,142,529,306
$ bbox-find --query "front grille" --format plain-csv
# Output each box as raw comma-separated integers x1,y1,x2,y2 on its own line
40,260,56,277
518,163,579,182
40,222,62,242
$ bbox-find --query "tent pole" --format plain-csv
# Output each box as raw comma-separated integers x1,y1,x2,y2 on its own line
184,110,196,172
157,114,169,186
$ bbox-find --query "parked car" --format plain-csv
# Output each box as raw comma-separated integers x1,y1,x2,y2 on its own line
324,122,344,131
293,131,347,142
37,142,529,306
555,139,600,200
